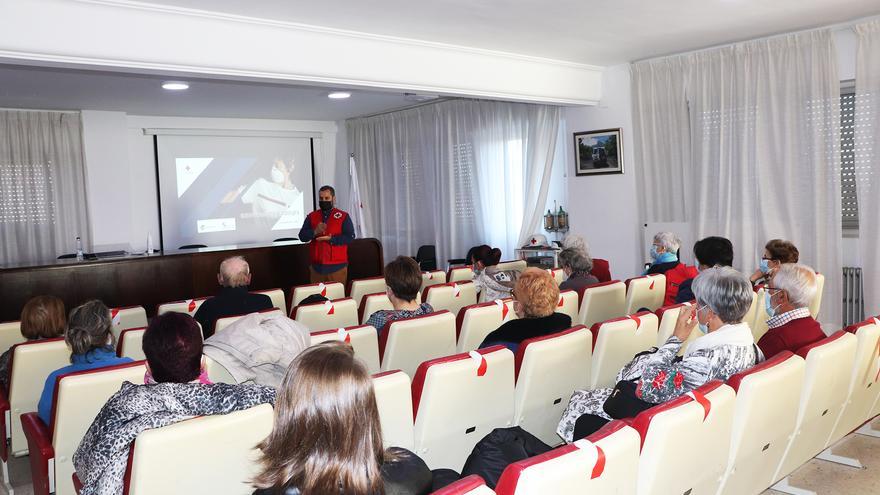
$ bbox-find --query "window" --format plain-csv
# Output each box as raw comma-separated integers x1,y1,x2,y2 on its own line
452,143,476,225
840,87,859,232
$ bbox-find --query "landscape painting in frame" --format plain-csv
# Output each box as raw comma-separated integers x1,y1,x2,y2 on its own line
573,128,624,176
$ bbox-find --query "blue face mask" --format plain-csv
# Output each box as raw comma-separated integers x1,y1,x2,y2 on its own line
764,291,779,318
759,258,771,274
650,245,660,261
696,304,709,334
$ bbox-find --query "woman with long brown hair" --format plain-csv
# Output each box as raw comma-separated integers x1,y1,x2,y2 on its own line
253,341,432,495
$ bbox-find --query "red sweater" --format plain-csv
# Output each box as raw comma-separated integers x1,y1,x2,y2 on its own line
757,316,826,359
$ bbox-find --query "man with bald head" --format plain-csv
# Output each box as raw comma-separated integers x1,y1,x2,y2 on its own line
193,256,273,337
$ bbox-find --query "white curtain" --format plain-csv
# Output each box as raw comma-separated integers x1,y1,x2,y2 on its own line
855,20,880,317
0,110,91,266
347,100,561,264
632,30,843,328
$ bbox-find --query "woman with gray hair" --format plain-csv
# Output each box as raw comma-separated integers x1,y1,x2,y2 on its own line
558,247,599,292
757,264,825,359
37,300,133,424
557,266,759,442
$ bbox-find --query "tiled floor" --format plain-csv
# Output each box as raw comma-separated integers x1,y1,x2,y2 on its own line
3,420,879,495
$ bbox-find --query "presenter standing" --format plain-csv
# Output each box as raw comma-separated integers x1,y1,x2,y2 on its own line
299,185,355,284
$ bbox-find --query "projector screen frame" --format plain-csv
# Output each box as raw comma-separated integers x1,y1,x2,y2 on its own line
151,133,318,252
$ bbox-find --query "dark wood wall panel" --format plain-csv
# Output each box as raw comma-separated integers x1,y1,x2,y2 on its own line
0,239,383,321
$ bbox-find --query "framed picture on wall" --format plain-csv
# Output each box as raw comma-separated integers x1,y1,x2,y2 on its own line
573,128,624,176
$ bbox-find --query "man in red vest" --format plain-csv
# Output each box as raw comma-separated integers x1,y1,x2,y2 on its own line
299,185,355,284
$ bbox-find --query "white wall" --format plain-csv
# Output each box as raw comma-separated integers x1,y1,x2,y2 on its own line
565,64,643,280
80,111,338,251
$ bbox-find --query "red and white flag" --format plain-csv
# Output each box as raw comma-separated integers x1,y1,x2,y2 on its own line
349,155,367,238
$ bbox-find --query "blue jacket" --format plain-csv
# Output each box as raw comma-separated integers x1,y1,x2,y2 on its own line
38,346,133,425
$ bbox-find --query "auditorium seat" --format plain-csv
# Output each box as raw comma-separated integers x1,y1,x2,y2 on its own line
494,420,639,495
213,308,283,334
809,272,825,318
412,346,515,470
751,287,770,341
624,274,666,314
422,281,478,318
577,280,626,328
432,475,496,495
448,266,475,283
591,258,612,283
717,352,805,495
22,360,146,495
455,300,517,353
773,331,857,484
203,355,237,384
513,326,591,445
372,370,415,450
589,312,659,389
555,290,579,325
741,290,760,336
289,281,345,308
633,381,735,495
311,325,381,374
293,297,358,332
0,338,68,473
118,404,273,494
349,276,387,306
251,288,287,315
654,302,700,353
548,268,565,286
827,317,880,446
380,311,456,378
0,320,25,356
116,327,147,360
495,260,527,273
359,291,394,324
109,305,148,342
156,297,209,316
420,270,447,293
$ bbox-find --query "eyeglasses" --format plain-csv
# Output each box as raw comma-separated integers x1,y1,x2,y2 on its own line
765,287,784,296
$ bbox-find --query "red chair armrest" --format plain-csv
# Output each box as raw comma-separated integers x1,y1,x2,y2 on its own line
21,412,54,495
0,386,8,462
73,472,84,493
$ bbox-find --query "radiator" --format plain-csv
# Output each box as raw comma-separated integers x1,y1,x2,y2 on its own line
842,267,865,327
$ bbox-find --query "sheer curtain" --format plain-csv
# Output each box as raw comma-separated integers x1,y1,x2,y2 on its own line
632,30,842,328
347,100,561,264
0,110,91,266
855,20,880,317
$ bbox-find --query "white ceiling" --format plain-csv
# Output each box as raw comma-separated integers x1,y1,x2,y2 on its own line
147,0,880,65
0,64,417,120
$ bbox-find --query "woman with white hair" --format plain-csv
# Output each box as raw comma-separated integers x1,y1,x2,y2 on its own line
646,232,699,305
557,266,759,442
757,263,825,359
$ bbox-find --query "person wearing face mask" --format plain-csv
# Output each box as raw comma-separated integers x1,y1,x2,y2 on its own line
557,266,760,442
558,247,599,293
240,159,305,227
675,236,734,304
471,245,520,302
645,232,699,305
749,239,800,286
756,264,824,359
298,185,356,284
479,268,571,353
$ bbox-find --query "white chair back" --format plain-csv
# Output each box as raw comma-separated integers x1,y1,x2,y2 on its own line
420,270,447,293
751,287,770,341
359,292,394,324
547,268,565,286
293,298,358,332
828,318,880,445
117,327,147,360
590,313,659,389
809,273,825,318
109,306,148,342
456,300,517,353
495,260,527,273
157,297,208,317
310,325,381,374
349,277,387,306
290,282,345,308
412,346,515,470
555,290,579,325
448,266,475,283
380,312,456,378
624,274,666,314
251,288,287,315
514,326,591,445
372,370,414,450
578,281,626,328
423,281,478,318
214,308,283,334
204,355,237,384
0,321,25,356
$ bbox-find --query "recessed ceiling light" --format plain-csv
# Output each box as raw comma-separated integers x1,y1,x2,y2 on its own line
328,91,351,99
162,81,189,91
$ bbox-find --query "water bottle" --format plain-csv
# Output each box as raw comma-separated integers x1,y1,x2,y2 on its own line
76,236,84,261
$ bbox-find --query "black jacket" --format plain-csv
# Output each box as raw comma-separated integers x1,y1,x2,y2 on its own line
675,278,696,303
193,287,273,337
479,312,572,353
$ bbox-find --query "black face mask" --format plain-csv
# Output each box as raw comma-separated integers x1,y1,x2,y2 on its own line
319,200,332,212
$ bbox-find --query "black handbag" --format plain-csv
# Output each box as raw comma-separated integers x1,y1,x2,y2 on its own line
602,379,656,419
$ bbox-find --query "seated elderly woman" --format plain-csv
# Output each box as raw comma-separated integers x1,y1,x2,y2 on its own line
73,312,276,495
37,300,132,425
472,246,519,302
645,231,699,305
479,268,572,352
0,295,66,389
750,238,799,285
558,247,599,293
557,266,759,442
757,264,825,359
366,256,434,335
